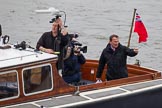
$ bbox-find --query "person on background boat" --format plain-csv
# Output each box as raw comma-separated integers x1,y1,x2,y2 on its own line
62,40,86,84
36,18,69,70
96,34,138,81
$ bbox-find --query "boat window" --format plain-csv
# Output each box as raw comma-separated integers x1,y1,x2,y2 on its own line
0,71,19,101
22,64,53,95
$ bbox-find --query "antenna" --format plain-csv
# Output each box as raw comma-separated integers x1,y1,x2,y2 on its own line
0,24,2,36
35,7,67,26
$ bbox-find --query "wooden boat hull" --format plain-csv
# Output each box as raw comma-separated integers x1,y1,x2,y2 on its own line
4,79,162,108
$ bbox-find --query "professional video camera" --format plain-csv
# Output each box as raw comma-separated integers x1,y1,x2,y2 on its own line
14,41,27,50
71,41,87,53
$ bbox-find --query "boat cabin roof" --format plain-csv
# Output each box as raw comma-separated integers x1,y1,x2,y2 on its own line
0,45,57,69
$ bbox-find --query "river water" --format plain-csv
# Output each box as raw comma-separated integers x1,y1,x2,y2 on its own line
0,0,162,71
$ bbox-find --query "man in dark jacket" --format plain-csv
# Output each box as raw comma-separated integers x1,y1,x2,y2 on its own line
96,34,138,81
36,18,69,70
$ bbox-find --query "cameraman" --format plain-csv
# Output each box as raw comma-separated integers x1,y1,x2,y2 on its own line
62,40,86,84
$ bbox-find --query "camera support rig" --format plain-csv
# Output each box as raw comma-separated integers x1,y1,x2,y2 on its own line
35,7,67,27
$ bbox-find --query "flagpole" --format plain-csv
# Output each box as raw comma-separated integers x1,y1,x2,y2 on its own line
127,8,137,48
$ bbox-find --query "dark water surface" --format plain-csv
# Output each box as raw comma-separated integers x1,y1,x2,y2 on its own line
0,0,162,71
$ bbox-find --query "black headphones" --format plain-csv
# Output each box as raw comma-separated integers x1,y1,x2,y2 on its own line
0,24,10,44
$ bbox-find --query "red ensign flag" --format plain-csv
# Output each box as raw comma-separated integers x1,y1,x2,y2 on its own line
134,13,148,43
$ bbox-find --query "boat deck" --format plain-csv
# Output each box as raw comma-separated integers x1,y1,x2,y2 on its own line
4,78,162,108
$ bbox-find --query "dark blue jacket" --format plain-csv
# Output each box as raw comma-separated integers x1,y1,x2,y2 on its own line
63,53,86,76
